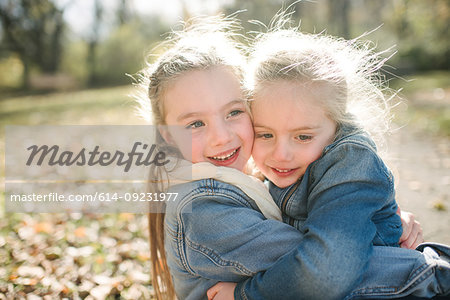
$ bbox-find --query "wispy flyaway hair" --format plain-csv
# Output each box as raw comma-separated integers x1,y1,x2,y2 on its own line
247,14,396,151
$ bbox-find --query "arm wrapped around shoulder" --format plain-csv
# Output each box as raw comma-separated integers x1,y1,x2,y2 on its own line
176,189,304,280
308,140,402,247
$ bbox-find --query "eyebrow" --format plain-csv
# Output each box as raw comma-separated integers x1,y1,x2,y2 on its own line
177,112,200,122
176,99,246,122
253,124,320,131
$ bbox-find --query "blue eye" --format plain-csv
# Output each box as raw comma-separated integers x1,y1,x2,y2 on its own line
186,120,204,129
297,135,312,141
256,133,273,139
228,110,244,118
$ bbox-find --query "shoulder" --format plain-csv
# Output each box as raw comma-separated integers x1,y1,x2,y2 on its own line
322,130,381,165
325,129,377,156
166,179,259,216
164,178,263,255
311,131,392,184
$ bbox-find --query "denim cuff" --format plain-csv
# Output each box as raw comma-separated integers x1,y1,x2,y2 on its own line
235,279,249,300
416,242,450,261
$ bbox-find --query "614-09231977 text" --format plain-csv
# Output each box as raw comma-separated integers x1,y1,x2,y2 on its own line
9,192,179,203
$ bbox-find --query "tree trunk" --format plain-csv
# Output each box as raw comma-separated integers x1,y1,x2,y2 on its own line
328,0,351,38
20,54,30,90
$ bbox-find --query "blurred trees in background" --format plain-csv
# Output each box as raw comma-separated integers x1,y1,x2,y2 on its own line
0,0,448,92
0,0,168,90
222,0,449,72
0,0,67,88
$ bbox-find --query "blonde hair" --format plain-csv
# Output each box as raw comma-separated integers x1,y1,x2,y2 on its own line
247,20,395,150
133,15,247,299
135,16,247,125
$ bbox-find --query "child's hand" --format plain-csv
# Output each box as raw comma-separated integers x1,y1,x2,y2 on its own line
397,207,423,249
207,282,237,300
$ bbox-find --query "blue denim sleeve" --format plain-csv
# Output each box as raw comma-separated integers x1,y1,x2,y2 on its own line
235,142,399,299
177,192,304,281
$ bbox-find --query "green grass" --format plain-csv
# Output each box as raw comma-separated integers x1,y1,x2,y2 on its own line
390,71,450,137
0,85,150,215
390,71,450,94
0,86,146,127
399,106,450,136
0,85,148,211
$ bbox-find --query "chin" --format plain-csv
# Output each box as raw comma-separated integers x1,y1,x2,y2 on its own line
274,182,292,188
271,178,297,189
233,161,247,172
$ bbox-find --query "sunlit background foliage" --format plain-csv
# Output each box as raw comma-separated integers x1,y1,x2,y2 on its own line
0,0,448,298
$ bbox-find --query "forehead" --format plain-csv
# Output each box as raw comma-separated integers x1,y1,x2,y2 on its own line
167,66,240,92
251,80,331,126
163,66,243,120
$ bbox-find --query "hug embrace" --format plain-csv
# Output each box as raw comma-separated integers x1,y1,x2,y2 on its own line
133,13,450,300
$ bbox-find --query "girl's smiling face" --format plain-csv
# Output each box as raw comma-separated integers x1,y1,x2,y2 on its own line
251,80,337,188
162,66,254,172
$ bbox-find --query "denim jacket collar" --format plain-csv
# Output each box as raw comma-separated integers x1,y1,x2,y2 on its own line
269,123,375,212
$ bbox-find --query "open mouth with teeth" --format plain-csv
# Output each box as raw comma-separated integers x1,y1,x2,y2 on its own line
208,148,240,166
271,167,298,177
274,168,291,173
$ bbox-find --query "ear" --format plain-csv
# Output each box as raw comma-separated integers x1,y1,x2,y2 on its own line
158,126,175,145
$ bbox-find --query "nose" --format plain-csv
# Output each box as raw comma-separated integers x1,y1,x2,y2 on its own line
271,139,293,162
208,118,233,147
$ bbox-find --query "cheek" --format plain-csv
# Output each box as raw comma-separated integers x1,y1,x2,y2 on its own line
244,129,254,151
237,117,255,151
164,128,193,161
251,142,267,168
187,135,205,163
303,145,324,165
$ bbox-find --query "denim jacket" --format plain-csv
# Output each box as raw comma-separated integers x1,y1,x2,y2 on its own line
269,124,402,247
234,124,450,299
164,178,450,299
164,179,304,299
